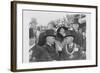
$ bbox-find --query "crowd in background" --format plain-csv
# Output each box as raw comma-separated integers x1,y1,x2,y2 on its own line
29,14,86,62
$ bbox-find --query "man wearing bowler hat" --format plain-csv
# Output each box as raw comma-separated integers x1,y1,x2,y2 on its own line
43,29,59,61
29,29,59,62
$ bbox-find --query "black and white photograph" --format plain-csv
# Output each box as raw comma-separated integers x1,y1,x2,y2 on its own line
11,1,97,72
28,11,87,62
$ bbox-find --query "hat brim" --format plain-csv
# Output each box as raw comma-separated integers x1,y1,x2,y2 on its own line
64,35,75,38
45,35,56,38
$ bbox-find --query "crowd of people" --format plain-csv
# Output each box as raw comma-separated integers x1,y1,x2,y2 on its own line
29,14,86,62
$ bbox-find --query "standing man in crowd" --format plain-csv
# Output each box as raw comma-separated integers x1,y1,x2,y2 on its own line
47,21,57,32
71,18,84,47
43,29,59,61
30,29,59,62
29,18,37,47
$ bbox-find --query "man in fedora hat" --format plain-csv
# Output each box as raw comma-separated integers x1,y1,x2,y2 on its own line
42,29,59,61
30,29,59,62
71,18,84,47
61,30,86,60
29,31,51,62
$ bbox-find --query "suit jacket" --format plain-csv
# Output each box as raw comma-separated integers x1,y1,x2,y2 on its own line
71,30,84,47
43,44,59,61
29,27,36,39
29,44,52,62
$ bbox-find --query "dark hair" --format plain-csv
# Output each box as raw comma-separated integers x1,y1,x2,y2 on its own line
57,26,68,33
56,27,68,42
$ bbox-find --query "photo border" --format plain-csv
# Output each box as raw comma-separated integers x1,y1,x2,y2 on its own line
11,1,98,72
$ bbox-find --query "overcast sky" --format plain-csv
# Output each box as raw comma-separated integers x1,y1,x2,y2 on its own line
23,10,75,26
23,10,88,27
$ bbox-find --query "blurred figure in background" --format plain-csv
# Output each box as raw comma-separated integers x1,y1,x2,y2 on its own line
47,21,57,32
35,26,41,44
29,18,37,47
79,17,86,51
29,18,38,61
71,18,84,47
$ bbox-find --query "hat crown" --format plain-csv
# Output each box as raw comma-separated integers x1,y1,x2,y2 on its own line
45,29,56,37
64,30,74,38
